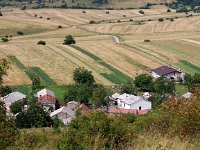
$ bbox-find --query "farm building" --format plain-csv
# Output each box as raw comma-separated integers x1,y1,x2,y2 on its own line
110,93,152,110
35,88,56,109
151,66,183,80
1,91,26,112
50,106,75,125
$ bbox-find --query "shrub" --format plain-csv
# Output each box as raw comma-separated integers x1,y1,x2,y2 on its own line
139,10,144,14
117,20,121,23
170,18,174,21
40,16,43,18
144,39,150,42
0,12,2,16
158,18,164,22
89,20,96,24
167,9,171,12
123,15,126,17
34,14,37,17
47,17,50,20
130,19,133,21
37,40,46,45
1,37,9,42
58,25,62,28
20,5,27,10
105,11,109,14
57,112,136,149
82,10,86,13
17,31,24,35
63,35,76,45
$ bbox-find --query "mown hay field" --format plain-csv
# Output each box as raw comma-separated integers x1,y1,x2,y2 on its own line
0,6,200,86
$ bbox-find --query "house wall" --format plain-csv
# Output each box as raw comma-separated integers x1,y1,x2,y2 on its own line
118,100,151,110
56,112,72,125
151,72,161,78
130,101,151,110
165,72,181,79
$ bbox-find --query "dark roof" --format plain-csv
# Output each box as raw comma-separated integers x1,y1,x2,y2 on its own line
152,66,181,76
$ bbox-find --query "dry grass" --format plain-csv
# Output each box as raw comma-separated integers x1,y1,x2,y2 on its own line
0,6,200,85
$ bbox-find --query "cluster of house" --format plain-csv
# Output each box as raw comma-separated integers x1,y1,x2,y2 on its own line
0,65,193,125
0,88,90,125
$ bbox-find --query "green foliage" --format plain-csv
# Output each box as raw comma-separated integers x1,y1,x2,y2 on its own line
37,40,46,45
0,85,12,97
89,20,96,24
1,37,9,42
63,35,76,45
30,67,56,86
64,84,94,104
57,112,135,150
0,101,19,149
154,77,175,94
185,73,200,88
158,18,164,22
16,103,52,128
26,70,41,90
73,67,95,85
90,84,110,108
17,31,24,35
177,60,200,74
121,81,137,95
134,74,154,92
10,101,23,114
144,39,150,42
139,10,144,14
0,58,10,86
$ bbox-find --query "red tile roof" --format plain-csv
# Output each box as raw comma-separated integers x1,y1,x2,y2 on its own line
79,103,90,115
108,106,149,115
38,95,56,104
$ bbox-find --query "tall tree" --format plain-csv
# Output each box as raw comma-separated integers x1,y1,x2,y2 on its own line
134,74,154,92
73,67,95,85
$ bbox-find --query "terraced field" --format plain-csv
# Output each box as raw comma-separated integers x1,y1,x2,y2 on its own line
0,6,200,86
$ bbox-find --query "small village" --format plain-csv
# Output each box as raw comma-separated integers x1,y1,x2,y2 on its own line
1,65,196,126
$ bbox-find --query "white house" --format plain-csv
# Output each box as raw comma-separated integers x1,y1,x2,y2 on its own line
151,66,183,80
50,106,75,125
111,93,152,110
1,92,26,112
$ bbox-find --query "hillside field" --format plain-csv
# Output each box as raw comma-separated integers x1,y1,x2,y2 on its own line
0,5,200,86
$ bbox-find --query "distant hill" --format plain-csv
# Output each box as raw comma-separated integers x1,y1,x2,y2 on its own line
0,0,173,9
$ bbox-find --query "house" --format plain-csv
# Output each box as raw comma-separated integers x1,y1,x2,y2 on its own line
50,106,75,125
78,103,91,115
1,91,26,112
67,101,79,110
35,88,56,109
108,106,149,116
182,92,193,99
110,93,152,110
151,66,183,80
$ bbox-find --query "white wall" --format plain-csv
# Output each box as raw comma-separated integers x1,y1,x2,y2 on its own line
118,100,151,110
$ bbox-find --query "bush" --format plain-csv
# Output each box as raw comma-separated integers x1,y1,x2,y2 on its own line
57,112,136,149
47,17,50,20
34,14,37,17
170,18,174,21
144,39,150,42
130,19,133,22
63,35,76,45
37,40,46,45
167,9,171,12
58,25,62,28
82,10,86,13
20,5,27,10
139,10,144,14
0,12,2,16
89,20,96,24
158,18,164,22
1,37,9,42
10,101,23,114
17,31,24,35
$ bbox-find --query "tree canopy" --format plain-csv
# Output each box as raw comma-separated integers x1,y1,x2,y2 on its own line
73,67,95,85
63,35,76,45
134,74,154,92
